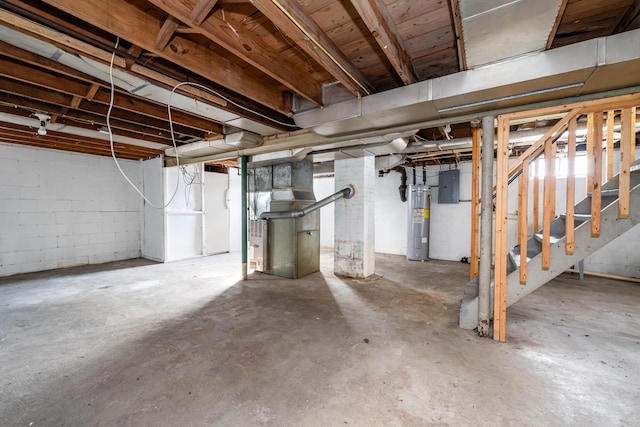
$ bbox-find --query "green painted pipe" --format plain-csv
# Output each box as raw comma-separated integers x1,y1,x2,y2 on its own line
241,155,248,280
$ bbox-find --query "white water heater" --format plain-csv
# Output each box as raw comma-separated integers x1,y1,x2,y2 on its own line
406,184,430,261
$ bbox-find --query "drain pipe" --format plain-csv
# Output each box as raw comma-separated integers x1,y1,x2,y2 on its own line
478,116,494,337
261,185,355,219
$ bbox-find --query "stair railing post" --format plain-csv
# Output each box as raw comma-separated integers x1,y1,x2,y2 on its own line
566,116,577,255
478,115,494,337
518,157,529,285
591,111,603,237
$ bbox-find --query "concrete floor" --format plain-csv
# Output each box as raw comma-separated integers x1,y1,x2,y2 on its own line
1,251,639,426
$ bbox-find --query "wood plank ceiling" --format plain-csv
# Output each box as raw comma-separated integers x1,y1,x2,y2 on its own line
0,0,638,163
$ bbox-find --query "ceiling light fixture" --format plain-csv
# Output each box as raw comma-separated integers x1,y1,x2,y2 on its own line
33,112,51,136
437,82,585,113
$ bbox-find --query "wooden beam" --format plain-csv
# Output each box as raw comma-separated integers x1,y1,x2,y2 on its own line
43,0,292,114
251,0,374,96
591,112,603,237
155,16,180,51
545,0,569,49
542,132,554,271
566,116,576,255
494,116,510,342
518,156,529,285
0,8,126,68
191,0,219,25
470,125,481,280
619,107,634,218
0,58,222,134
606,110,615,180
147,0,321,105
533,165,540,233
586,112,594,193
449,0,467,71
349,0,418,85
613,0,640,33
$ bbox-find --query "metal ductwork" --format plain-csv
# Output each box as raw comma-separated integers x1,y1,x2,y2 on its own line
167,131,263,158
294,29,640,137
261,185,354,219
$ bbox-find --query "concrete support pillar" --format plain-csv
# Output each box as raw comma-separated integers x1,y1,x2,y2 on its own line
478,116,495,337
334,156,375,278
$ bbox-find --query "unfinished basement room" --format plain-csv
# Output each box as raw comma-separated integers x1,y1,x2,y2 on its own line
1,0,640,425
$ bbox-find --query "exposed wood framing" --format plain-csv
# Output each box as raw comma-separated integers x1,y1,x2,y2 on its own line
533,169,540,233
155,16,180,51
0,8,126,68
470,125,481,279
147,0,322,105
586,112,594,193
545,0,570,49
251,0,374,96
542,132,555,271
493,116,510,342
518,157,529,285
619,107,634,218
449,0,467,71
191,0,219,25
350,0,418,85
606,110,615,180
591,111,603,237
566,116,577,255
43,0,292,114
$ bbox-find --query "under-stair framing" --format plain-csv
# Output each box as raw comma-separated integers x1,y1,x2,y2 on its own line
460,93,640,342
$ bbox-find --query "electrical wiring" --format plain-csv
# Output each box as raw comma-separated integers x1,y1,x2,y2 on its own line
107,37,181,209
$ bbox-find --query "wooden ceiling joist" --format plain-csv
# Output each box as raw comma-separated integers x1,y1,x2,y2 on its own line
42,0,293,114
190,0,219,26
251,0,375,97
349,0,418,85
154,15,180,51
146,0,322,105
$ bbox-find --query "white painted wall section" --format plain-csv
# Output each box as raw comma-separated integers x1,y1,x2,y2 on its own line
0,143,142,276
334,157,375,278
142,157,164,261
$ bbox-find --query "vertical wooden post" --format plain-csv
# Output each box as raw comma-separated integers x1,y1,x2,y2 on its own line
619,107,633,218
470,125,481,279
550,142,557,220
606,110,615,181
586,112,594,193
533,165,539,232
493,116,510,342
566,116,577,255
591,112,603,237
542,134,555,270
518,157,529,285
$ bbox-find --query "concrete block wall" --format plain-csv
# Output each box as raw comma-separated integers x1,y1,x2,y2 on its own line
0,143,143,276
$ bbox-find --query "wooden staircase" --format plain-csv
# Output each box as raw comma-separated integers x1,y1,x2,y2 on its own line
459,94,640,341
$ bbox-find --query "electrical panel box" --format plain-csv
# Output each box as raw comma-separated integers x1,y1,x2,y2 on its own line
249,219,268,272
438,169,460,204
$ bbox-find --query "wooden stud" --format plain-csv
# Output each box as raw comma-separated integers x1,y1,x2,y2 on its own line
542,133,554,270
155,16,180,51
533,164,540,233
470,125,481,280
586,112,594,193
566,116,577,255
606,110,615,181
591,112,603,237
518,156,529,285
493,116,510,342
550,142,557,220
619,107,633,218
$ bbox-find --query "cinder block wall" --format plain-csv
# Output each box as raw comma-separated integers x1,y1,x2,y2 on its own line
0,143,142,276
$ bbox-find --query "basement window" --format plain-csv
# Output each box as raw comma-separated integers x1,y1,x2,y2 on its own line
531,154,588,178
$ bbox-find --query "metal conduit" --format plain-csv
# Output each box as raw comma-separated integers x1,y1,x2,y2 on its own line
260,185,355,219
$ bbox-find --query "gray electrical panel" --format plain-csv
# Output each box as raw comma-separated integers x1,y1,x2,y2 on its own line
438,169,460,204
406,184,430,261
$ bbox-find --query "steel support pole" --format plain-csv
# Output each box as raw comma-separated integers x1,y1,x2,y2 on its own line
478,116,495,336
241,155,248,280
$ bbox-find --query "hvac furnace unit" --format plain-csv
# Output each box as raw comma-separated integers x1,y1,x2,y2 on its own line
249,219,268,272
406,185,431,261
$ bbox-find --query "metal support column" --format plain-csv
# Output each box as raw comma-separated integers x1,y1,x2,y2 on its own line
241,155,248,280
478,116,494,337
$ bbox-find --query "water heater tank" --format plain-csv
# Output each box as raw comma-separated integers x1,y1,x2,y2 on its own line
406,184,430,261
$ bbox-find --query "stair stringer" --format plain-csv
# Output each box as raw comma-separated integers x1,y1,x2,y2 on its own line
459,183,640,330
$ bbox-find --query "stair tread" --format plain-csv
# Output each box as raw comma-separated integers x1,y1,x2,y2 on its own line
534,233,562,244
560,213,591,221
631,164,640,173
508,251,531,267
588,189,619,197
